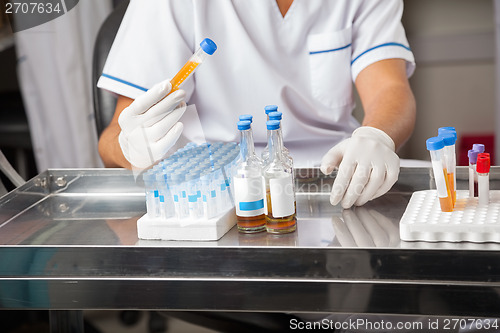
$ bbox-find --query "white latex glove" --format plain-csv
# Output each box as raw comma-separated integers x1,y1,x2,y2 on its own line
320,126,400,209
118,80,186,169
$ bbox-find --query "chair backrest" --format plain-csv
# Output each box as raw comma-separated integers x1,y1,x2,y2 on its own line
92,0,129,137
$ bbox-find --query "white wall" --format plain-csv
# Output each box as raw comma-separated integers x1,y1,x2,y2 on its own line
401,0,496,161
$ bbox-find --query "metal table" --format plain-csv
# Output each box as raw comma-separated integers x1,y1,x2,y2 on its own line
1,167,500,331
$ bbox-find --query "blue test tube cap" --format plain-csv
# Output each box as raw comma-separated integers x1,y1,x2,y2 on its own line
267,120,280,130
264,105,278,114
237,120,251,130
268,111,282,121
438,126,456,134
239,114,253,123
468,149,479,164
426,137,444,151
472,144,485,153
438,127,457,139
439,132,456,146
200,38,217,55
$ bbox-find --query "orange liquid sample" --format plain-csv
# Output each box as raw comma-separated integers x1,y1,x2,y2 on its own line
447,172,456,206
237,214,266,233
169,60,200,94
439,197,454,212
265,190,296,234
439,168,453,212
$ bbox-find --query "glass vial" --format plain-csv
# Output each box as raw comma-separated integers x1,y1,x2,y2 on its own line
233,120,266,233
263,120,297,234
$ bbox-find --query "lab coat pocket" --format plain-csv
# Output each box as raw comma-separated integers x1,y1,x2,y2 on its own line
308,27,353,110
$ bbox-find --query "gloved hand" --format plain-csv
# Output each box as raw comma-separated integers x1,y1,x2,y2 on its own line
118,80,186,169
320,126,400,209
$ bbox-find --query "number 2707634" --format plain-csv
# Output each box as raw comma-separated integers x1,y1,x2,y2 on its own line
5,2,62,14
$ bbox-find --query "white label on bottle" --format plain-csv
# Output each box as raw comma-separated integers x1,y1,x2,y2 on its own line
269,174,295,218
234,176,265,217
431,160,448,198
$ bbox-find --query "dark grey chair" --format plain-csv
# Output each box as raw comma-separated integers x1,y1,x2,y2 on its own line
92,0,129,136
91,2,312,332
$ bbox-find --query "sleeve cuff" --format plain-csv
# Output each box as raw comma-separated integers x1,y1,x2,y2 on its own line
351,44,415,82
97,73,149,100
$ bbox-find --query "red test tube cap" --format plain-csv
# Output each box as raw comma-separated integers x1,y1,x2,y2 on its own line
477,153,490,173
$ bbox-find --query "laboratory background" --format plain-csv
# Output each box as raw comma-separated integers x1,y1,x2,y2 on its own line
0,0,500,332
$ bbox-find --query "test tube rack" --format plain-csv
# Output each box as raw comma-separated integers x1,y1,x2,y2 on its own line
400,190,500,243
137,142,240,241
137,206,236,241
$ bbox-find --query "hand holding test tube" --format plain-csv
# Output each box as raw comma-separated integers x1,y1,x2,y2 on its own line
118,81,187,169
118,38,217,169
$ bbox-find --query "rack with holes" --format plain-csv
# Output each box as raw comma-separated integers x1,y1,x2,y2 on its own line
400,190,500,243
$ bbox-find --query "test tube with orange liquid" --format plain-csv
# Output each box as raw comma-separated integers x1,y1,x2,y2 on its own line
167,38,217,95
438,130,457,206
426,137,454,212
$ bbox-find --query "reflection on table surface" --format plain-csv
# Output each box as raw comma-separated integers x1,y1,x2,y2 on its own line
1,167,500,250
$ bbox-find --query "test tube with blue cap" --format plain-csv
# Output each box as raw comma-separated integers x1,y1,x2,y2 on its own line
167,38,217,95
143,171,157,218
156,171,174,219
143,141,241,220
426,136,453,212
438,132,456,206
438,127,457,206
186,172,201,220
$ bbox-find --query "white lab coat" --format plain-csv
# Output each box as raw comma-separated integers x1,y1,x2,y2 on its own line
14,0,112,171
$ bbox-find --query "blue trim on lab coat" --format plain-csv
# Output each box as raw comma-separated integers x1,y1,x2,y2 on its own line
309,43,351,55
351,42,411,65
101,73,148,92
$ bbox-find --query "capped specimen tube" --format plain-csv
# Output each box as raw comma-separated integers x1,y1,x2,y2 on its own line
426,137,453,212
439,132,457,206
168,38,217,95
477,153,490,206
468,149,479,198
